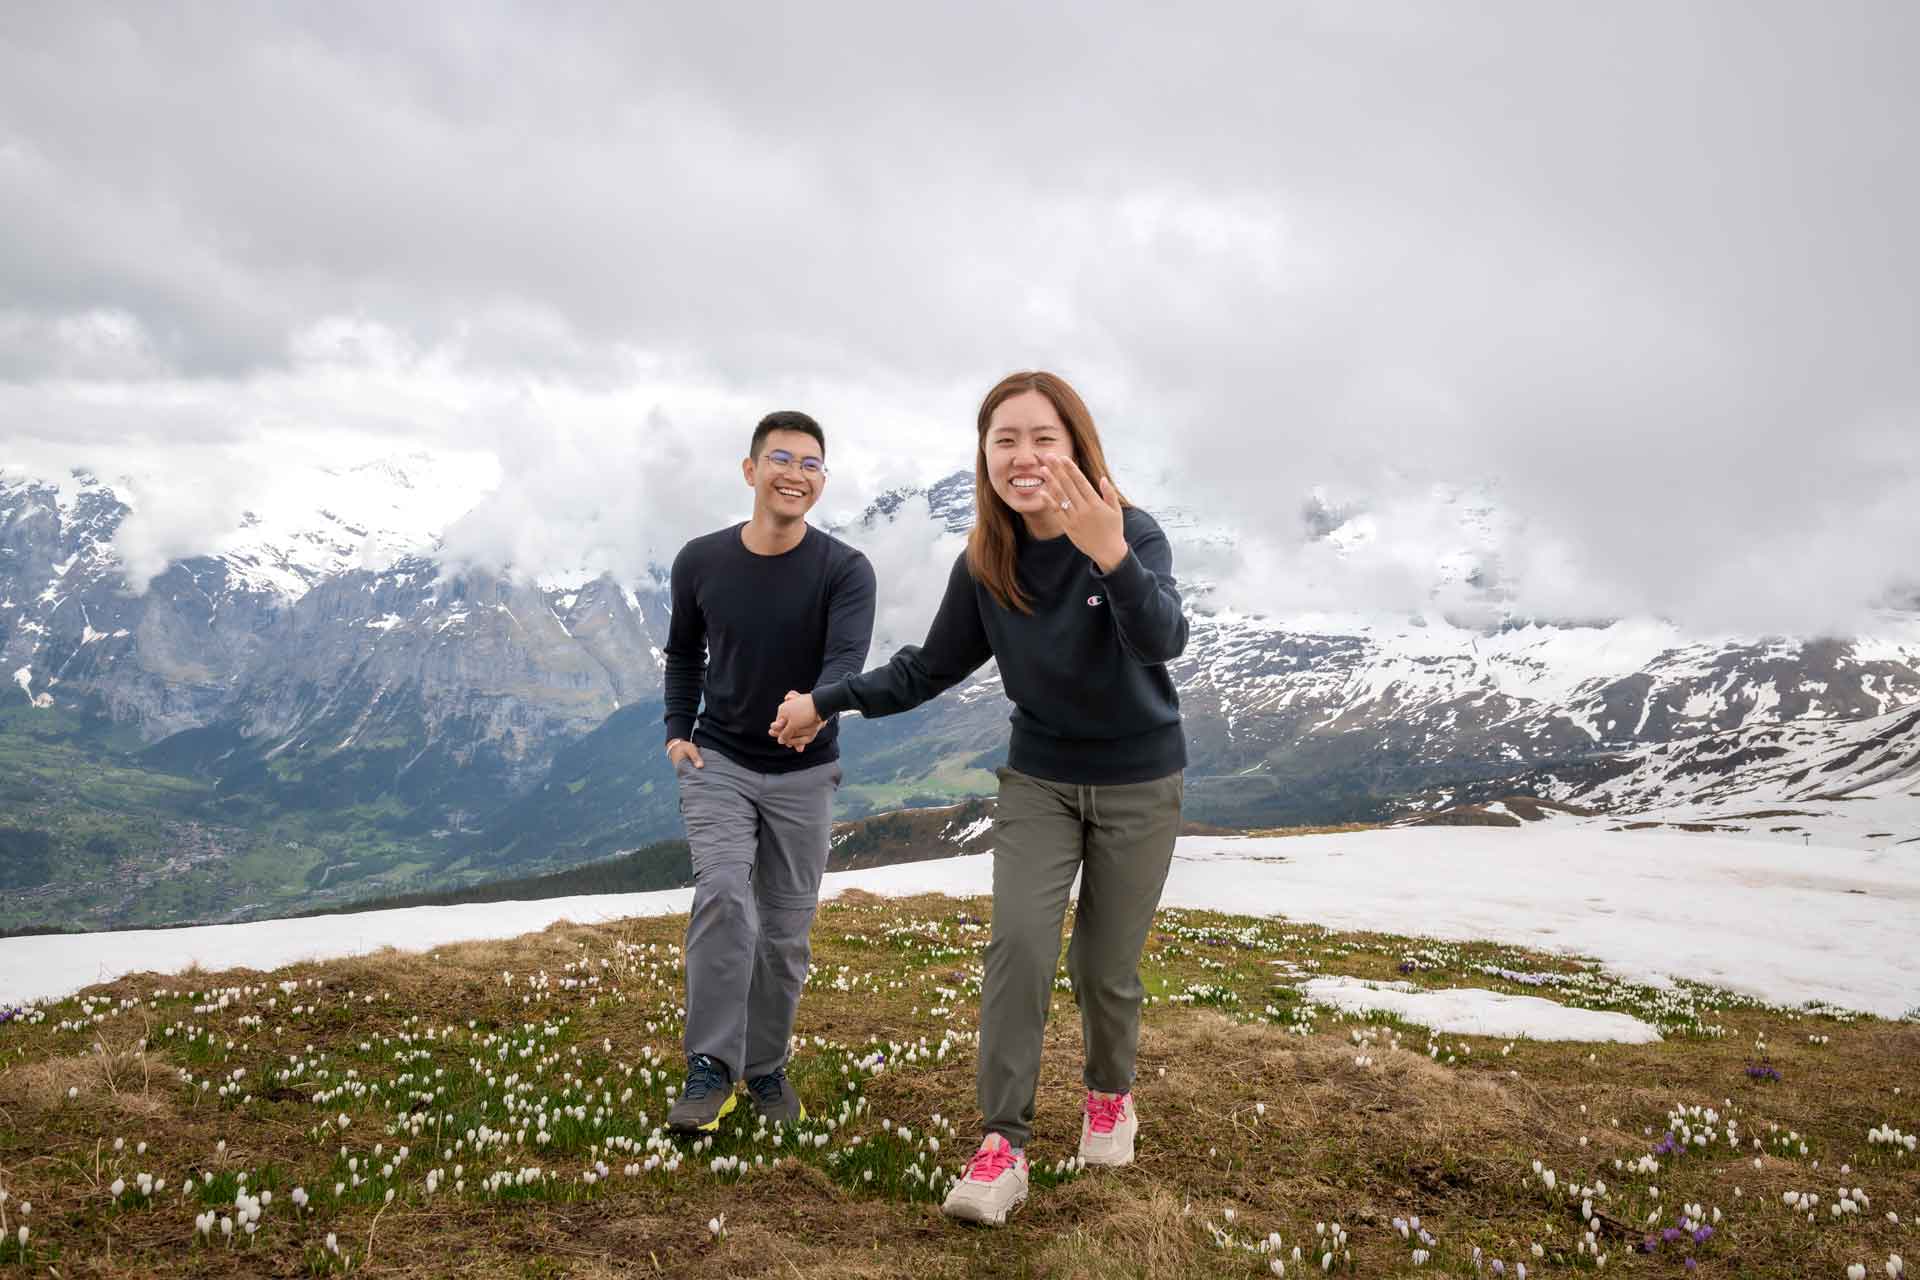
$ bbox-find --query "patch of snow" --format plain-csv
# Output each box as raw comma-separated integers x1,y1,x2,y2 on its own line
535,566,601,593
1299,976,1662,1043
11,664,52,710
945,816,994,845
1681,687,1721,720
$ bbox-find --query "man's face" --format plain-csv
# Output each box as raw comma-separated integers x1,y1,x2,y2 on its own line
743,428,827,519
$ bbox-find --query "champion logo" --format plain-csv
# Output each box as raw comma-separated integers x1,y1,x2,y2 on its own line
1087,594,1104,607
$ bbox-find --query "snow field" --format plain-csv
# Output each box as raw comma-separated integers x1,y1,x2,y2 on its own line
6,826,1915,1036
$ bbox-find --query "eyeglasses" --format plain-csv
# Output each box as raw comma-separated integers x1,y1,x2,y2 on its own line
763,449,827,476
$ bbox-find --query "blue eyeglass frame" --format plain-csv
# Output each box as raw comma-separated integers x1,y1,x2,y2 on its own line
763,448,827,475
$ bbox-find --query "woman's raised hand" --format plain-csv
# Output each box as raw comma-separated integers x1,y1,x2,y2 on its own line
1040,454,1128,573
770,690,824,751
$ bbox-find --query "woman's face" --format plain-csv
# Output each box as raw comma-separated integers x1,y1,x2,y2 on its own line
983,390,1075,520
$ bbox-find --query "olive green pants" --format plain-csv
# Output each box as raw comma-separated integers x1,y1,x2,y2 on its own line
978,766,1183,1150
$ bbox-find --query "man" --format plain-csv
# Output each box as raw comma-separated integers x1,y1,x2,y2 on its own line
661,410,876,1132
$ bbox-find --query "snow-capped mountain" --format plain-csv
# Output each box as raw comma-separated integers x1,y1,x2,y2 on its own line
6,452,1920,928
211,452,502,600
2,455,669,793
1525,701,1920,851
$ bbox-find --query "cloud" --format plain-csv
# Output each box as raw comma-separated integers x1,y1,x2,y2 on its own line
107,451,257,591
435,400,741,587
836,495,969,661
2,2,1916,633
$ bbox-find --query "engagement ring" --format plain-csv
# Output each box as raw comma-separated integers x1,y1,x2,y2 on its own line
1060,499,1073,511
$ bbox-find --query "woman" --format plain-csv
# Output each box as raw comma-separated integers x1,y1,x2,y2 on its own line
771,370,1187,1226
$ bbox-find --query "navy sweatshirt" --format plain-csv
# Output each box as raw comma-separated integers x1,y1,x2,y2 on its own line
663,523,876,773
812,506,1187,785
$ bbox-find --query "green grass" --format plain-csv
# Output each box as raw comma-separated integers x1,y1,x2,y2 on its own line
839,753,999,814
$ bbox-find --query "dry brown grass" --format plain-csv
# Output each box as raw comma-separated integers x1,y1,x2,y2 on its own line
1034,1183,1204,1279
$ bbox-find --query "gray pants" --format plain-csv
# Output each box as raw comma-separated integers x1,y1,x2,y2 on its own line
676,751,840,1082
979,766,1183,1149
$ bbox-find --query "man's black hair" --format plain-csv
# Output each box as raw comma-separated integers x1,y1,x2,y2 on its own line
749,410,825,460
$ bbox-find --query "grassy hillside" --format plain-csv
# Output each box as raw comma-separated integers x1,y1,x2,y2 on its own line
0,692,1003,930
0,699,473,931
3,896,1915,1276
0,702,278,930
305,800,998,917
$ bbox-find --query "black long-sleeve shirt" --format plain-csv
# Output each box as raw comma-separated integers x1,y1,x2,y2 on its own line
813,506,1187,785
663,523,876,773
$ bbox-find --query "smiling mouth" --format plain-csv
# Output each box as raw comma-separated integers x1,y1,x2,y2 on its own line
1009,477,1044,493
774,485,807,499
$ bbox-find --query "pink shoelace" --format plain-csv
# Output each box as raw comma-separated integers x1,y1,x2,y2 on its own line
964,1138,1020,1183
1085,1091,1130,1135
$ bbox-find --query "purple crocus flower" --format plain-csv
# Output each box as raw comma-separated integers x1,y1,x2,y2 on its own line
1685,1259,1698,1272
1663,1227,1684,1244
1692,1226,1714,1244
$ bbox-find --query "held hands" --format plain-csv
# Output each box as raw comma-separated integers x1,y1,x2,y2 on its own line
1040,454,1128,573
666,737,704,769
769,690,824,751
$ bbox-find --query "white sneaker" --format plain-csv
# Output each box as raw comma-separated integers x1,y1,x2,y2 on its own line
1078,1090,1137,1166
941,1133,1029,1226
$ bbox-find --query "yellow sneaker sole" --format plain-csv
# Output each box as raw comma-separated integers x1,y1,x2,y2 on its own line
668,1090,738,1134
696,1091,739,1132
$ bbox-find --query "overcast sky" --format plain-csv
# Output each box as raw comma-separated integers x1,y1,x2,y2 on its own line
4,2,1917,635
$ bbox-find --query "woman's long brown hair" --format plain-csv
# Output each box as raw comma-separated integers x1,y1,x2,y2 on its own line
965,370,1129,614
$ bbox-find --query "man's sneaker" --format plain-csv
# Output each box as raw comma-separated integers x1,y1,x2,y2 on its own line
746,1066,805,1125
667,1054,737,1133
941,1134,1029,1226
1078,1090,1137,1166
